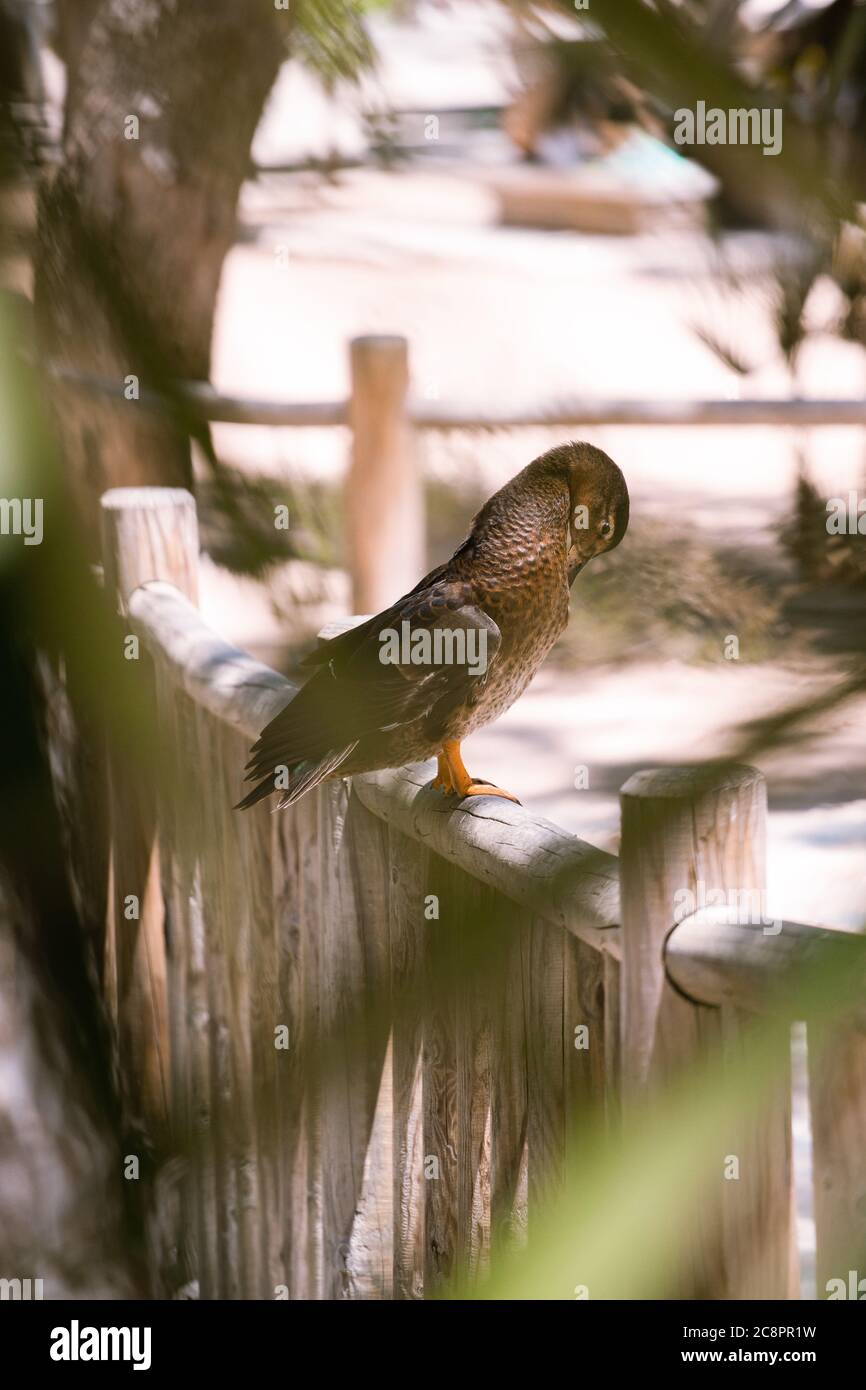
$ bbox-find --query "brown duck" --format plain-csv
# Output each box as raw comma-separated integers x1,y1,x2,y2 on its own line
238,441,628,810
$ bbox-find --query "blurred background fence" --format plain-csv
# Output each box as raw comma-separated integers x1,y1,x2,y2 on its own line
55,332,866,615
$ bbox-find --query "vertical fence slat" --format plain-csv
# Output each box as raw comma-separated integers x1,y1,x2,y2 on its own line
220,726,264,1299
188,868,218,1295
808,1019,866,1296
525,917,567,1214
153,672,193,1295
389,826,427,1300
316,779,356,1299
425,861,511,1293
157,680,218,1298
720,1009,795,1299
346,791,393,1298
457,879,494,1284
490,901,529,1260
100,487,199,1150
422,854,461,1292
317,781,391,1298
563,936,607,1169
195,713,241,1298
230,726,281,1299
603,953,621,1130
273,791,323,1300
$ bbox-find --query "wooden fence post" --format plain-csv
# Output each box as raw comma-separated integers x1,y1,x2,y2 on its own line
347,335,424,614
619,765,794,1298
100,487,199,1149
808,1019,866,1297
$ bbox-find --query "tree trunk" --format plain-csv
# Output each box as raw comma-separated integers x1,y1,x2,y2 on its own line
34,0,288,545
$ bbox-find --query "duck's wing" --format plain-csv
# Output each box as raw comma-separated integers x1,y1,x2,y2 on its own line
299,539,476,674
237,579,501,809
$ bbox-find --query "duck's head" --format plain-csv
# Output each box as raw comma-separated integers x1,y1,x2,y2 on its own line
474,440,630,579
557,441,629,581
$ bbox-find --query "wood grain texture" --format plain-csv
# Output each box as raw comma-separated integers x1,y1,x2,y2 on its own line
389,827,427,1299
456,878,495,1284
667,906,866,1028
230,723,282,1298
101,488,199,609
317,781,392,1299
619,764,793,1299
422,853,462,1292
272,793,321,1300
100,489,199,1161
344,790,393,1299
490,900,529,1261
603,954,621,1131
718,1007,795,1300
524,917,567,1215
155,678,218,1298
808,1019,866,1296
564,935,608,1166
127,581,293,741
620,765,766,1093
193,710,242,1298
355,764,620,955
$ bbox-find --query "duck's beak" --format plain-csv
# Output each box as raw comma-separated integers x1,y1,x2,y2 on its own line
568,553,587,586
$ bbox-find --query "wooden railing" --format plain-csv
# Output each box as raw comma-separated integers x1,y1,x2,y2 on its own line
99,486,866,1300
52,336,866,617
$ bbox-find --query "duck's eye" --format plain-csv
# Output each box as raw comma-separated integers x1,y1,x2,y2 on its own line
600,521,612,537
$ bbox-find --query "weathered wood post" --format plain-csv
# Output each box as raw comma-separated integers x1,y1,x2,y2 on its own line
347,335,424,614
619,765,794,1299
100,487,199,1146
808,1015,866,1297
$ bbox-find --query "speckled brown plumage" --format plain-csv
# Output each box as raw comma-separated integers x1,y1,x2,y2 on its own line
237,441,629,809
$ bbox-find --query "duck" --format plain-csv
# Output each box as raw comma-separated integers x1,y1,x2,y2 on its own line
237,441,629,810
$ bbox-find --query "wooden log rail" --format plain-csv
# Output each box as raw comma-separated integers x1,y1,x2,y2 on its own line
48,336,866,618
48,358,866,428
100,486,866,1301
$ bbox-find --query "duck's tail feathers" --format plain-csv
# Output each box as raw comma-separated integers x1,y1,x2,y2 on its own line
234,743,358,812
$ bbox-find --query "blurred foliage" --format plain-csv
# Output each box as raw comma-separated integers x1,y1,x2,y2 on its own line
558,518,785,666
292,0,378,89
196,465,328,576
780,463,866,588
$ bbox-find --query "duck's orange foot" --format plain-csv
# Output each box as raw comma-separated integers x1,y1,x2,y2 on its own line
437,740,521,805
432,751,454,794
461,779,521,805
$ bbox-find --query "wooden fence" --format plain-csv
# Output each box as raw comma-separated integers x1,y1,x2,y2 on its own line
52,336,866,616
99,485,866,1300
